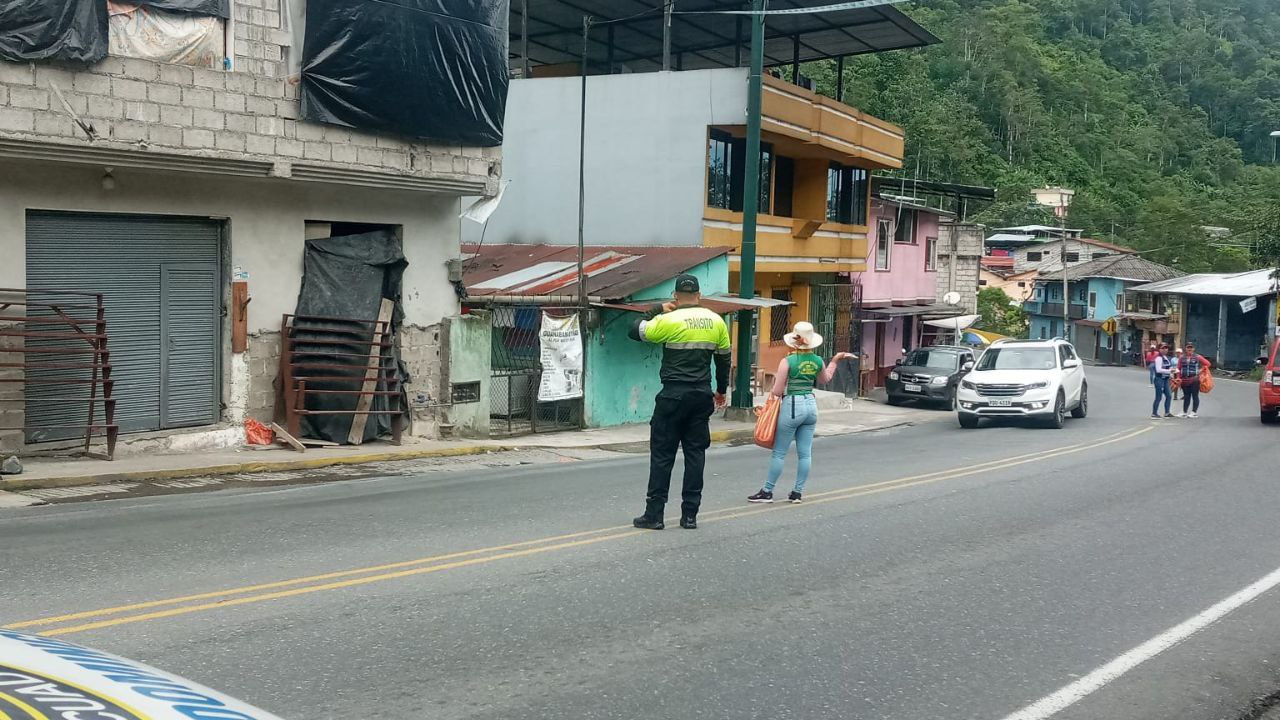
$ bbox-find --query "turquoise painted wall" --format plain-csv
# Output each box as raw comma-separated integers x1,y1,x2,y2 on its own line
584,256,730,428
630,256,730,300
1087,278,1126,349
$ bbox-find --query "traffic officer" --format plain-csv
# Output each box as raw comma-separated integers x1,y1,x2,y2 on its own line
628,274,731,530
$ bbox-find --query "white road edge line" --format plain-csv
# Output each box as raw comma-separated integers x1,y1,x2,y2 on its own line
999,563,1280,720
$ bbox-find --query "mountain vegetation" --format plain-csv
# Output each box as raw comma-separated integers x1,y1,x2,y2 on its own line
803,0,1280,273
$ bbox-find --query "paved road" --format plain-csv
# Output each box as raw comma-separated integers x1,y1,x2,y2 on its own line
3,367,1279,720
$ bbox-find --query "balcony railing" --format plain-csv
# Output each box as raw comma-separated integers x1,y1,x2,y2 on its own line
1034,299,1085,316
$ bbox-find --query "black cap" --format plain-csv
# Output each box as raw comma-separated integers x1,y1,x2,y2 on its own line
674,274,700,293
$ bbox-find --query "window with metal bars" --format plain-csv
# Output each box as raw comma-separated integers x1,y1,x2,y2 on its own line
769,288,792,343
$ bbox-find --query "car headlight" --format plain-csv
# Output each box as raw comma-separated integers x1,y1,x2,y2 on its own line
889,371,899,381
1028,381,1049,389
930,376,948,386
961,380,976,390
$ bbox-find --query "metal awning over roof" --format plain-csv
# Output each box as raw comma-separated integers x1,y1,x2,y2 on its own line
864,303,962,318
1130,269,1278,298
515,1,939,72
600,294,792,316
463,243,732,302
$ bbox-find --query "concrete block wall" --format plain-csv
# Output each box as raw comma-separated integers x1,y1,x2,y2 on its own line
0,330,22,454
0,59,498,188
0,0,500,191
233,0,288,79
938,223,984,314
401,324,445,438
243,332,281,423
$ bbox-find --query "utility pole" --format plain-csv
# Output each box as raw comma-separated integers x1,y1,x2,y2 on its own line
733,0,764,409
1059,195,1068,340
662,1,673,72
577,16,592,314
1034,187,1074,341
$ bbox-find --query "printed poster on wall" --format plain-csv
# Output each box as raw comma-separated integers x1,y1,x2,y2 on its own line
539,312,583,402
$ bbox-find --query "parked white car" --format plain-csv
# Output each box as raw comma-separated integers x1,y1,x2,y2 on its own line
955,338,1088,429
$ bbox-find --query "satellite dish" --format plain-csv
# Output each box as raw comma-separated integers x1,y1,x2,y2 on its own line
943,291,962,306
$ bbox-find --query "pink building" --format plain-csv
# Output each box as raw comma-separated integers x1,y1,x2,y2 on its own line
855,198,957,388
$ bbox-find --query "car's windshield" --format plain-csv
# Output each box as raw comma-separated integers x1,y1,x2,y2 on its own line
903,350,958,371
976,347,1058,371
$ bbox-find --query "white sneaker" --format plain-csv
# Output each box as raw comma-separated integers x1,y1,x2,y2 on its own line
1188,412,1198,418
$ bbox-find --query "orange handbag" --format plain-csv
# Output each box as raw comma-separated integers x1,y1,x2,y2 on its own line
1199,367,1215,394
754,395,781,449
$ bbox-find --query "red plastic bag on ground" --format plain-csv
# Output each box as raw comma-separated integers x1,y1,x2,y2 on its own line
1199,368,1215,394
754,396,781,449
245,418,275,445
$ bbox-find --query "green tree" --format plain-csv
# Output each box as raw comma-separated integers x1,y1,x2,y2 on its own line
796,0,1280,274
977,287,1030,338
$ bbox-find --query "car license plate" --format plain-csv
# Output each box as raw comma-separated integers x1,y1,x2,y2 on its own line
988,399,1012,407
904,383,922,393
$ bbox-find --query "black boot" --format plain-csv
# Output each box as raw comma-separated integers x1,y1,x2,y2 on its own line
633,500,664,530
633,514,664,530
679,515,697,529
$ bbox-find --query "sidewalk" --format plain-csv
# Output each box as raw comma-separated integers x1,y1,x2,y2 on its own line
0,398,939,494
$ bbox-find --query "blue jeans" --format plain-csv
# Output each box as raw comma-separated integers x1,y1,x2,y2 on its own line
1152,376,1171,416
764,394,818,494
1148,364,1155,384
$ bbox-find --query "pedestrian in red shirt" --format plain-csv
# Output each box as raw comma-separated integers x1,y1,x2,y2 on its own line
1175,342,1211,418
1144,343,1159,384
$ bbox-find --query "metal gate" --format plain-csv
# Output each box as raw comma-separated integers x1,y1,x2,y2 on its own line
811,281,863,360
811,280,863,395
25,211,221,439
488,305,582,437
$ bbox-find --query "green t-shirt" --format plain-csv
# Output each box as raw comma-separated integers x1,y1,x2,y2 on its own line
785,352,823,396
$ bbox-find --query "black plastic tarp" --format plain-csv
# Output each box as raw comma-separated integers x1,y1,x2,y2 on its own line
300,0,508,146
134,0,231,19
0,0,108,63
293,230,409,444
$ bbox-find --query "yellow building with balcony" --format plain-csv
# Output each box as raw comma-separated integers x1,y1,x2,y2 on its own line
467,68,906,369
464,3,934,386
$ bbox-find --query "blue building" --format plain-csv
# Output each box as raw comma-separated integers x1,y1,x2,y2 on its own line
1026,255,1181,362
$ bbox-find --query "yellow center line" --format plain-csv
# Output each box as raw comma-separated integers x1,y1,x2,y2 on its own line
0,692,50,720
11,424,1153,636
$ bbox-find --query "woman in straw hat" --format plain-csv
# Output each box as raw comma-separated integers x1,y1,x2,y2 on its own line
747,322,854,504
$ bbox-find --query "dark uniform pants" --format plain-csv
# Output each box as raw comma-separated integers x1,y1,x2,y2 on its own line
646,389,715,517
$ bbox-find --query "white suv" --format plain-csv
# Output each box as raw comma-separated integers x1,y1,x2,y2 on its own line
955,339,1088,429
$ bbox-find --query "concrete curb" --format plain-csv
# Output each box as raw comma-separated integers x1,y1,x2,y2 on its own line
0,418,918,494
0,445,513,492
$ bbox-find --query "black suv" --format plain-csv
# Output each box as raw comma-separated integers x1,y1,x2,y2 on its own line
886,345,977,410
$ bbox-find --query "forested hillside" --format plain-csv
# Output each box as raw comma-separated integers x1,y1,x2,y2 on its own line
808,0,1280,272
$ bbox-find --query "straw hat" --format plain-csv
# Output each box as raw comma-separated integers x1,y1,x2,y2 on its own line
784,321,823,350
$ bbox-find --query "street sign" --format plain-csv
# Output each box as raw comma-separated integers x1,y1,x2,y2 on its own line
1240,296,1258,313
1101,318,1118,336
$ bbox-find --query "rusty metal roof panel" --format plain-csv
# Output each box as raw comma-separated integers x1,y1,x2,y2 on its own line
462,244,732,301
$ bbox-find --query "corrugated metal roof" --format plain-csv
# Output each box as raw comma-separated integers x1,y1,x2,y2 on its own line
985,233,1040,245
517,2,939,72
1130,269,1278,297
463,244,731,301
1038,255,1181,283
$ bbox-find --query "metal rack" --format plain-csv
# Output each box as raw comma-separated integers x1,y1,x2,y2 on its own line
0,288,118,459
278,312,404,444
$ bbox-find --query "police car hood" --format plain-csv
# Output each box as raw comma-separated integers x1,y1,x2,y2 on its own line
0,629,284,719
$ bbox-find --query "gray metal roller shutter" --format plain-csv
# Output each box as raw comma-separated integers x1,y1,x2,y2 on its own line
25,212,222,440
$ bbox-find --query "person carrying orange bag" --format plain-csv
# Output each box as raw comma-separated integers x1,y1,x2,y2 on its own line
747,322,854,504
753,395,781,449
1175,341,1212,417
